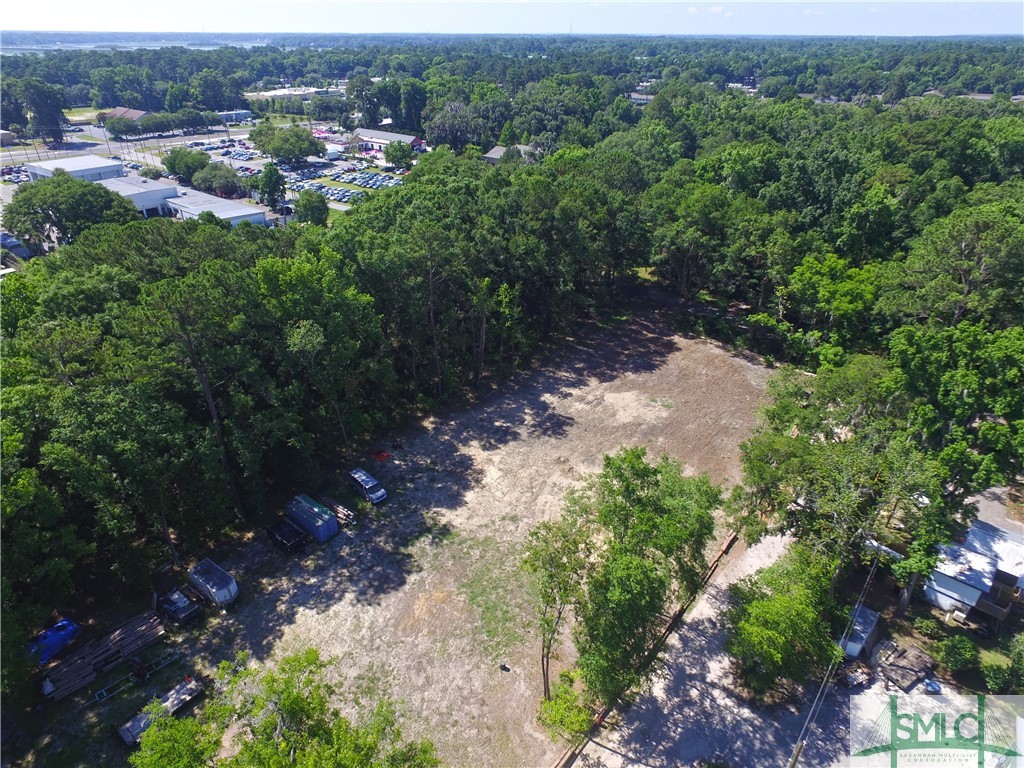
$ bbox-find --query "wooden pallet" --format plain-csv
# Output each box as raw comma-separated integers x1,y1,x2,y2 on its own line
42,612,165,701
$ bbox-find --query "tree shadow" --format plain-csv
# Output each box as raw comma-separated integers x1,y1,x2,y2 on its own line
590,586,851,767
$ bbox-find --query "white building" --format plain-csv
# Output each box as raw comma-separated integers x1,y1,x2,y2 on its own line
164,189,266,228
924,520,1024,622
99,176,267,228
97,176,178,218
354,128,425,153
25,155,124,182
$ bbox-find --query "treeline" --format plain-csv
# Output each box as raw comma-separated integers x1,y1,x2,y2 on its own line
2,62,1023,695
3,36,1022,117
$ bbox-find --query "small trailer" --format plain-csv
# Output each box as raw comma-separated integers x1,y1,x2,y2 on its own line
118,675,203,746
187,559,238,606
285,494,340,543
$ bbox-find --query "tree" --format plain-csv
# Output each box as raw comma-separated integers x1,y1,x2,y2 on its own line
192,163,241,197
162,147,211,185
257,163,286,211
19,77,67,144
527,447,719,706
523,511,593,700
726,545,843,693
384,140,414,169
1,170,140,251
131,649,439,767
294,189,329,226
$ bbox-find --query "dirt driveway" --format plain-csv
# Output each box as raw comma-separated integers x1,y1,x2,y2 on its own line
575,535,853,768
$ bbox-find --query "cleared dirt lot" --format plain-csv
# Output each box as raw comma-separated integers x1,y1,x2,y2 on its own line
10,304,770,768
204,306,770,767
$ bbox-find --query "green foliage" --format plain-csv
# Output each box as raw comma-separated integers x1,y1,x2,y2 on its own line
538,670,593,745
130,649,439,768
527,447,720,705
257,163,285,211
726,545,844,693
139,165,164,180
383,141,414,169
162,147,210,185
249,122,325,164
192,163,241,197
936,635,979,672
294,189,329,226
1,169,140,251
913,616,943,639
130,705,220,768
982,634,1024,694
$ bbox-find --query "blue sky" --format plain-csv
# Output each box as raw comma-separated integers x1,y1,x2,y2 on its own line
2,1,1022,36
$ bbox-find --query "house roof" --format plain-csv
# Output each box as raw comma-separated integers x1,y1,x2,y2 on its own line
355,128,421,145
934,542,997,592
964,520,1024,586
104,107,149,122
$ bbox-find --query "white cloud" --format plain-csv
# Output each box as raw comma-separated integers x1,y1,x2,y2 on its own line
709,5,725,14
688,6,698,14
804,8,825,16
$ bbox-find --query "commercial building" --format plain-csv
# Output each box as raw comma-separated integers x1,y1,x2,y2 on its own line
99,176,267,228
97,176,178,218
164,189,266,227
218,110,253,123
354,128,425,153
0,130,14,147
25,156,124,182
102,107,150,122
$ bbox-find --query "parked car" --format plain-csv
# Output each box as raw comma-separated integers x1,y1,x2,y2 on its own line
350,467,387,504
267,517,309,553
156,587,203,625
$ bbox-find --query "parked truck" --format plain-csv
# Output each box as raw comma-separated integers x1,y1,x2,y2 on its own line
187,559,238,606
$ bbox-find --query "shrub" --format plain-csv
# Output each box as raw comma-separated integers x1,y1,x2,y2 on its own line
936,635,979,672
538,670,593,745
982,662,1012,694
913,616,942,639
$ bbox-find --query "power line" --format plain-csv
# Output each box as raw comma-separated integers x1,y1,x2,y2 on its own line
788,554,880,766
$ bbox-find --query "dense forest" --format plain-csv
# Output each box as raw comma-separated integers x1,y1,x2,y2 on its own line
2,37,1024,710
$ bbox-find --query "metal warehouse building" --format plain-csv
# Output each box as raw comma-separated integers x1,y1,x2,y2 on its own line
25,156,124,182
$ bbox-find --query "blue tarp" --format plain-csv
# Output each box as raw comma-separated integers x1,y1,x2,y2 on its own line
28,619,80,665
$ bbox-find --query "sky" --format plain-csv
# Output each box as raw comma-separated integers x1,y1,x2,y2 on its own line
1,1,1022,37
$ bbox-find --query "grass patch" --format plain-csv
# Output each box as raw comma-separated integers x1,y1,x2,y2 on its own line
65,107,99,120
457,536,532,659
327,208,348,226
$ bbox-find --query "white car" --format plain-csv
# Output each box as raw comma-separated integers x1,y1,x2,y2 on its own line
350,468,387,504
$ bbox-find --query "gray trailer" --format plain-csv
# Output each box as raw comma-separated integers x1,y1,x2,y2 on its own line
118,675,203,746
187,559,238,606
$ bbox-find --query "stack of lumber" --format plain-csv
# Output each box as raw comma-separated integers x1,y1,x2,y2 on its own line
41,612,165,701
319,496,355,527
